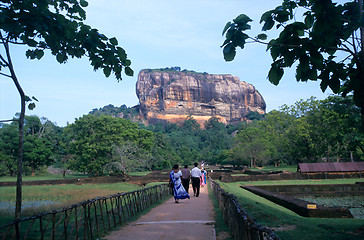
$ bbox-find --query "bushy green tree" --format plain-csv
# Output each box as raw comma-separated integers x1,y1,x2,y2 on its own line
0,123,18,176
230,96,363,167
0,116,60,176
65,115,153,175
231,125,273,168
222,0,364,127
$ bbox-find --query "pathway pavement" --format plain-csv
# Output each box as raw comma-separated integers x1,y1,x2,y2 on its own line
103,185,216,240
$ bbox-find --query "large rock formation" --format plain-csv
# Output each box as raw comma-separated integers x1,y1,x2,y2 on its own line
136,69,266,125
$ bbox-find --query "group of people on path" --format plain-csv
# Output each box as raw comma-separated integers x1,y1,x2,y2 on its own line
169,162,207,203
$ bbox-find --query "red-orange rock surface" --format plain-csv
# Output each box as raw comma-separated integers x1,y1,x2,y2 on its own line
136,69,266,125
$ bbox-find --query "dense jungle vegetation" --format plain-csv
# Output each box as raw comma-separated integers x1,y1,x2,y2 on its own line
1,95,363,177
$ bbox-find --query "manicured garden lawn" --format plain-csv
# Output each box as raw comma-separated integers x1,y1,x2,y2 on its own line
129,171,152,176
250,165,298,173
231,173,249,176
217,179,364,240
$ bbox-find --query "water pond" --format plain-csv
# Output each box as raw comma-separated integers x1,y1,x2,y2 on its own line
299,195,364,219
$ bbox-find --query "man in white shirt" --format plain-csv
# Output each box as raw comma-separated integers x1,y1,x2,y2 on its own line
191,162,202,197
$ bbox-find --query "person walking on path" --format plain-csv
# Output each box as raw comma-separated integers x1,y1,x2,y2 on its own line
169,164,190,203
104,180,215,240
181,164,191,194
200,169,206,187
191,162,202,197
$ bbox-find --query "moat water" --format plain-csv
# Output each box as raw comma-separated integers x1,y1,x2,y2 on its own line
299,195,364,219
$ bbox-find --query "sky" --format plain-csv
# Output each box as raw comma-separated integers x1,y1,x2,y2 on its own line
0,0,333,127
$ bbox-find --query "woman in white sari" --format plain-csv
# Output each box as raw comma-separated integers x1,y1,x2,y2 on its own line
169,164,190,203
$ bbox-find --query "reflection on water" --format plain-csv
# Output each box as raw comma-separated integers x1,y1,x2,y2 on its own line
0,200,57,214
299,196,364,219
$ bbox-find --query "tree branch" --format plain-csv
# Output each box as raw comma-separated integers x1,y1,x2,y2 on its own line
0,72,12,78
0,119,18,123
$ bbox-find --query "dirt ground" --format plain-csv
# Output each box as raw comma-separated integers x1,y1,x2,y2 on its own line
103,185,216,240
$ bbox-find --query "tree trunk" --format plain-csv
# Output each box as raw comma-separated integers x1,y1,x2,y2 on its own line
4,38,25,220
31,165,35,176
360,0,364,131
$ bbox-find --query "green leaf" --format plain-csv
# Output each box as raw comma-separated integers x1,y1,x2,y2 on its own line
26,39,38,47
56,53,67,63
304,13,314,28
28,103,36,110
125,66,134,76
275,10,290,23
25,96,31,102
269,45,280,60
262,18,275,31
226,28,236,41
237,23,251,31
124,59,131,67
222,21,232,36
233,14,252,25
109,37,118,46
329,76,341,93
103,66,111,77
35,50,44,60
260,11,273,24
32,96,39,102
117,47,127,60
223,43,237,61
257,34,267,40
320,78,329,92
25,50,36,59
80,0,89,7
268,61,284,85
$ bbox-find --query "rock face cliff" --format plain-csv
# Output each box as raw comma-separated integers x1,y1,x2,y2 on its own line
136,69,266,125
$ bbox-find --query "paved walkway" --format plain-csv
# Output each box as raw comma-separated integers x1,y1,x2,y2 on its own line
103,185,216,240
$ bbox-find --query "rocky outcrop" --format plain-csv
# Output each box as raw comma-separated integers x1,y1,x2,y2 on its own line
136,69,266,125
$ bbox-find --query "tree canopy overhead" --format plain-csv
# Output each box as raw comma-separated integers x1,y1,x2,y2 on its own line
222,0,364,127
0,0,133,80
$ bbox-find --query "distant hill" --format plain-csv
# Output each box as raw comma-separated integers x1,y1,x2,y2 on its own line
89,104,140,121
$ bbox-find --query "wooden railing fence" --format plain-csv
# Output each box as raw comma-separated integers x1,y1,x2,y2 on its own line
210,178,280,240
0,184,169,240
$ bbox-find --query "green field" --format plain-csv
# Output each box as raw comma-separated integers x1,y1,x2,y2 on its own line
0,171,152,182
249,165,298,173
217,179,364,240
0,181,143,226
0,173,90,182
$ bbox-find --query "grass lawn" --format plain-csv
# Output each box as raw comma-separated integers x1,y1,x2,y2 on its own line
249,165,298,173
0,173,90,182
217,179,364,240
129,171,152,176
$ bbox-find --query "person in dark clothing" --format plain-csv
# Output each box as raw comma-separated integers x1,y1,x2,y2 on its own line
181,165,191,194
191,162,202,197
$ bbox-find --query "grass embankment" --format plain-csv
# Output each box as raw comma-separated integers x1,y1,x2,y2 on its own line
208,181,233,240
218,179,364,240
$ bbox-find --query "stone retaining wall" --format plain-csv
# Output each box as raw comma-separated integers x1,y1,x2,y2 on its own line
255,183,364,197
242,185,354,218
